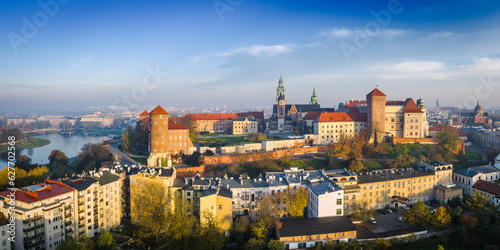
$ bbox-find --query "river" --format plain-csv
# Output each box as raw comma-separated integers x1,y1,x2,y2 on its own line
0,133,108,169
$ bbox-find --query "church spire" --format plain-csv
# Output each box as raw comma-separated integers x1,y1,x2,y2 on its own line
309,84,319,105
276,75,286,105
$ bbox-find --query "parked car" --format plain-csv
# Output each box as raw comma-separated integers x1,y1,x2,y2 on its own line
401,205,409,210
386,209,393,214
378,209,387,214
370,217,377,224
398,216,404,222
391,207,399,212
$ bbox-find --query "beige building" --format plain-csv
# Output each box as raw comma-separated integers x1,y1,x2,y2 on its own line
342,88,428,140
199,187,233,232
313,112,355,145
325,161,455,213
232,117,258,135
0,180,75,250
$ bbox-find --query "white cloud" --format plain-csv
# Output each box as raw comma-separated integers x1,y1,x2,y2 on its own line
320,28,353,38
371,61,445,73
233,44,294,56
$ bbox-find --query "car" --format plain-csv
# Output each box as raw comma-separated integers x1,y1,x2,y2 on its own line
401,205,409,210
398,216,404,222
378,209,387,214
370,217,377,224
391,207,399,212
386,209,393,214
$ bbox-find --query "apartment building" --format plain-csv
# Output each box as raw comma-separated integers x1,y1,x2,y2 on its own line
0,180,75,250
453,165,500,195
199,187,233,232
472,180,500,206
65,177,100,238
0,213,11,250
307,178,344,218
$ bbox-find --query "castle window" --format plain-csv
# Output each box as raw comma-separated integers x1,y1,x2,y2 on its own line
162,133,164,138
159,128,162,131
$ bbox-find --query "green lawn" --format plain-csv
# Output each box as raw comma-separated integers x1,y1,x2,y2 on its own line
0,137,50,153
465,150,482,161
195,136,250,147
362,161,386,170
131,157,147,165
289,159,328,170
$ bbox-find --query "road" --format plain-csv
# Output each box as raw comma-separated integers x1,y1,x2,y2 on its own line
107,145,140,166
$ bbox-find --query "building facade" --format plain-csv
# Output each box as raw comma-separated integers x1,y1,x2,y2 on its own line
453,165,500,195
232,117,258,135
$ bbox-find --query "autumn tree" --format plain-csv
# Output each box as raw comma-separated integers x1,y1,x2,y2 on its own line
349,160,366,173
178,114,197,140
121,130,129,151
465,191,496,225
389,154,417,168
351,202,375,222
130,180,169,243
255,193,282,230
233,216,249,234
437,124,460,159
167,197,197,244
95,231,116,250
59,120,73,129
288,187,309,219
431,206,451,229
401,201,431,228
57,235,94,250
75,143,113,173
487,147,500,165
268,240,285,250
195,210,225,250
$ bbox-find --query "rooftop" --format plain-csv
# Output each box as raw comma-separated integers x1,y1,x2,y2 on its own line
473,180,500,198
357,168,434,184
64,177,98,191
98,171,121,186
279,216,356,238
0,180,74,203
150,105,169,115
366,88,386,97
455,165,499,177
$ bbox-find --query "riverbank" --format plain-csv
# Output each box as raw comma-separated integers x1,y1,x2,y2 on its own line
0,137,51,153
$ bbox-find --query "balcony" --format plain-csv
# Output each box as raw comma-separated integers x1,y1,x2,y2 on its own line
23,232,44,242
65,221,72,227
79,223,85,229
79,217,85,221
23,216,43,224
78,201,85,206
65,228,73,234
24,239,45,249
23,223,44,233
65,213,72,218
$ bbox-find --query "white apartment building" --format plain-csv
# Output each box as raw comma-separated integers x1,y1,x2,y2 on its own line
307,179,344,218
453,165,500,195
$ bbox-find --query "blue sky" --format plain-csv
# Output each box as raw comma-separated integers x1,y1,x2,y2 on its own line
1,0,500,114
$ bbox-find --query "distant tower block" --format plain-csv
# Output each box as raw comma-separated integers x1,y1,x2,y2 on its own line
147,105,172,167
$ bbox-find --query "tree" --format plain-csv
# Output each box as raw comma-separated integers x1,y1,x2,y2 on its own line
267,239,284,250
233,216,249,234
48,150,69,165
401,201,431,228
195,210,225,250
487,147,500,165
248,133,267,142
288,187,309,219
431,206,451,229
349,160,365,172
351,202,375,222
437,125,460,154
121,130,130,151
95,231,116,250
15,155,34,171
75,143,113,173
130,180,169,243
389,154,417,168
255,193,281,230
59,120,73,129
167,197,197,243
178,114,197,140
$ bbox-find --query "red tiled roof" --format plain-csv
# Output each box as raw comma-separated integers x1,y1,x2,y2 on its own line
190,113,238,121
429,126,440,132
367,88,386,97
343,100,367,108
237,111,264,120
473,180,500,199
303,111,323,120
316,112,353,122
150,105,169,115
0,180,74,204
403,98,423,113
139,110,149,116
452,121,463,126
169,122,188,130
346,107,367,122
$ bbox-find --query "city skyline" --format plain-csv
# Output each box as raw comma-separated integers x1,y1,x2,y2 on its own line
2,0,500,114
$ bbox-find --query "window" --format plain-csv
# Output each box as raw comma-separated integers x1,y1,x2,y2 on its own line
337,199,342,205
219,205,222,210
337,209,342,215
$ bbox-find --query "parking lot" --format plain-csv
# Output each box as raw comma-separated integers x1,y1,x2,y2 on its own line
365,208,408,233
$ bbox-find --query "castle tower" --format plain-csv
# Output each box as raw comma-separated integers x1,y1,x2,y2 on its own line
436,98,440,112
309,84,319,105
366,88,387,138
276,76,286,131
147,105,172,167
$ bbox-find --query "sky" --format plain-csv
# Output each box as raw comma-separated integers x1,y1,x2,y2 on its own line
1,0,500,114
